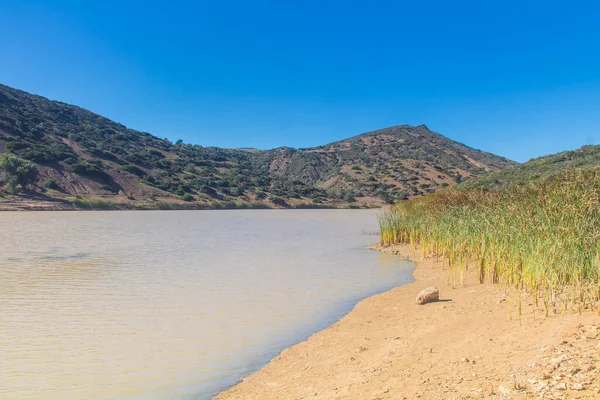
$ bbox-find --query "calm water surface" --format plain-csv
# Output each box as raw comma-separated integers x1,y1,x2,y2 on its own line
0,210,413,399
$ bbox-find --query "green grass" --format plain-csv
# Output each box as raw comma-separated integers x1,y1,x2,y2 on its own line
379,168,600,315
71,198,119,210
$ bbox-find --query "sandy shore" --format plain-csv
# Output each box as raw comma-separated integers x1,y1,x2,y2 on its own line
215,244,600,399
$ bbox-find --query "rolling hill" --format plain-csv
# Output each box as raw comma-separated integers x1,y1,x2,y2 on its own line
457,144,600,190
0,83,516,210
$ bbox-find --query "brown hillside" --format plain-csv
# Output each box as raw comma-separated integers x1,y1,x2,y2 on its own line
0,84,516,210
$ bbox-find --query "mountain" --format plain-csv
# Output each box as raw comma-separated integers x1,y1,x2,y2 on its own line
0,83,516,210
260,125,515,201
457,145,600,191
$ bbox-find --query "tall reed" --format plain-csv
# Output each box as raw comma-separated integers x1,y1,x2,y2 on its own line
379,169,600,314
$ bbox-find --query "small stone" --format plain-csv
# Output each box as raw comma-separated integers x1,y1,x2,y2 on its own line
555,382,567,390
461,357,469,363
571,383,584,391
416,287,440,305
531,385,544,392
498,385,512,395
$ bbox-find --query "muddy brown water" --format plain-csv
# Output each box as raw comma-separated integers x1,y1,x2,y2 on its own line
0,209,413,399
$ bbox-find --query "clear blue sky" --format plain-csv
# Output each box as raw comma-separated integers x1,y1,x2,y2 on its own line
1,0,599,162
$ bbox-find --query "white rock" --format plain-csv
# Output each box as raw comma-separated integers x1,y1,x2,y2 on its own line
571,383,584,391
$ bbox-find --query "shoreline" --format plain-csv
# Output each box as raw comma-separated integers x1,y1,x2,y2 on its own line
0,198,381,212
0,191,385,212
215,244,600,399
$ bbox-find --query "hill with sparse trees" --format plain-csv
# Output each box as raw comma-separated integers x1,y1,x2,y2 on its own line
0,83,516,210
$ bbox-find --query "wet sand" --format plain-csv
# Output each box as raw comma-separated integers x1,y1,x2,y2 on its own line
216,244,600,399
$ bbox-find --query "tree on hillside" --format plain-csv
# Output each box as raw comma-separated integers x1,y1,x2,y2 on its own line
0,154,38,193
341,189,356,203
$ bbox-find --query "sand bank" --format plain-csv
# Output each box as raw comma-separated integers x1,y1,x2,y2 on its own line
216,244,600,399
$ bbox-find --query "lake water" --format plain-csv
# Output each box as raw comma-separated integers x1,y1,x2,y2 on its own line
0,209,413,400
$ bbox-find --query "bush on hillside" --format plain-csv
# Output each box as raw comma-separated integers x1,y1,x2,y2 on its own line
0,154,38,193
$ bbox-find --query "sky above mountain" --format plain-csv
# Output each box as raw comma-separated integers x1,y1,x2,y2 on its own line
1,0,599,162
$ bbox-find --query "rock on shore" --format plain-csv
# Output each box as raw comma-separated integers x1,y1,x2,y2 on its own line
416,286,439,305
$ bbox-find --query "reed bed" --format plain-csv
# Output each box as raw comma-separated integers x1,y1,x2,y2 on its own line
379,169,600,315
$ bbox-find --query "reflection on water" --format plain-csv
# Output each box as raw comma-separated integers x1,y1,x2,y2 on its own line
0,210,413,400
6,251,92,261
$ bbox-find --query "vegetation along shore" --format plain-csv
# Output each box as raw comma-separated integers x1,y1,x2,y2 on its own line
379,168,600,316
217,160,600,398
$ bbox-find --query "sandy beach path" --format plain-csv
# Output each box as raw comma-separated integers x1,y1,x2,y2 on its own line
216,244,600,399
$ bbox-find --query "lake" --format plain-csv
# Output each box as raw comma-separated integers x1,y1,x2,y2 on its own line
0,209,413,399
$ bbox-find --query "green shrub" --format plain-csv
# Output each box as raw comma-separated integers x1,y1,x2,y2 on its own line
269,196,289,207
0,154,38,193
341,190,356,203
180,193,194,202
69,162,105,177
120,164,146,177
43,180,61,191
100,184,115,192
200,184,217,196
